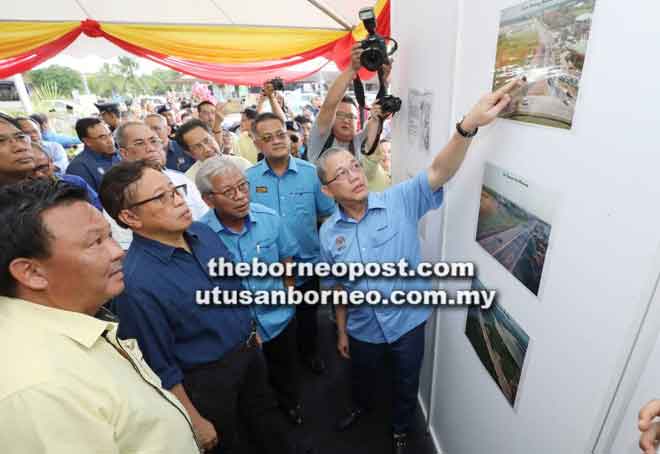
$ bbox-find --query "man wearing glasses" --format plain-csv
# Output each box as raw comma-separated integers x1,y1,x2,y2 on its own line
100,160,310,454
0,114,35,188
316,81,521,454
115,121,207,220
145,113,195,173
196,156,305,425
175,119,252,182
306,43,386,165
66,117,120,192
246,112,336,375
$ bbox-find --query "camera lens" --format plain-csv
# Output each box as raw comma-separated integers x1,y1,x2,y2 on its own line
361,49,384,72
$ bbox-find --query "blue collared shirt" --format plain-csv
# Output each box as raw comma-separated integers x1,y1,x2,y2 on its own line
200,203,299,342
42,130,81,149
56,173,103,211
319,171,444,344
246,157,335,284
66,146,121,192
114,222,252,389
165,140,195,173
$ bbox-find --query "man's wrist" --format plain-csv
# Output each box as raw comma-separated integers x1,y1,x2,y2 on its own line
459,117,478,134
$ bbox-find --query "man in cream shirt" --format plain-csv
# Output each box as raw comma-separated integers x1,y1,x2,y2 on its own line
0,178,200,454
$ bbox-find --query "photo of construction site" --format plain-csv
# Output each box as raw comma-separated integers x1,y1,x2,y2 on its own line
476,163,554,296
492,0,596,129
465,279,530,408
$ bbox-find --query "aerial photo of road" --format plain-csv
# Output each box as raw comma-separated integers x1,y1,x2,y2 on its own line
493,0,596,129
477,187,551,295
465,280,530,407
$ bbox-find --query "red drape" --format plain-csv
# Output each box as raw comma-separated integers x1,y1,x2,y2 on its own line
0,1,391,86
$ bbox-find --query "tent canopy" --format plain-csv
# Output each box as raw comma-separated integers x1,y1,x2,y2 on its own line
0,0,389,85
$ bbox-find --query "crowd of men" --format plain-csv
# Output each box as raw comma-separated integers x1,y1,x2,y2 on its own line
0,44,549,454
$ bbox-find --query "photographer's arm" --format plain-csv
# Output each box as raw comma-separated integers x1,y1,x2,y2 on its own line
264,83,287,123
317,43,363,136
212,102,226,144
427,80,520,192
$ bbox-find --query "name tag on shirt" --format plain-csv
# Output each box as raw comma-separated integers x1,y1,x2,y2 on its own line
256,186,268,193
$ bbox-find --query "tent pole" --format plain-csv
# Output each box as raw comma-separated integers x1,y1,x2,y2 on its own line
306,0,352,31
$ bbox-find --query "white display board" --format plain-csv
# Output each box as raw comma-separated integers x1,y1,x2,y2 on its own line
391,0,660,452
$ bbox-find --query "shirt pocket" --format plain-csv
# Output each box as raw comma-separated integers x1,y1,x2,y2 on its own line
289,190,315,215
254,238,279,263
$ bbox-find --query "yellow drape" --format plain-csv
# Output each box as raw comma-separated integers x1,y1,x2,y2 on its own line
102,23,346,63
0,22,79,59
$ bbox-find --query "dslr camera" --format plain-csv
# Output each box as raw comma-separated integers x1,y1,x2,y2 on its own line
268,77,285,91
358,7,397,72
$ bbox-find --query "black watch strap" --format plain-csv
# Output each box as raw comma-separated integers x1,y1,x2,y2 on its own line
456,118,478,138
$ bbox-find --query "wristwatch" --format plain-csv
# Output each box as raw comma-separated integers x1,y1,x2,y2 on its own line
456,118,478,138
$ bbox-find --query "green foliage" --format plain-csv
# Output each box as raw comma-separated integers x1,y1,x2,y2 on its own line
86,58,182,97
26,65,83,97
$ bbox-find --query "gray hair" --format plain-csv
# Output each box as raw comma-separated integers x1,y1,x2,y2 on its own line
144,113,166,125
316,146,352,184
114,121,146,148
195,155,244,195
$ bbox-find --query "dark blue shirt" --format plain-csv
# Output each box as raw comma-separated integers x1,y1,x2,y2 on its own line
165,140,195,173
56,172,103,211
114,222,252,389
66,146,120,192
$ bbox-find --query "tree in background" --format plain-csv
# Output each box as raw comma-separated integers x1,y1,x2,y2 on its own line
26,65,83,98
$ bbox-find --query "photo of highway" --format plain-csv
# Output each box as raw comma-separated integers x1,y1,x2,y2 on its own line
465,279,530,408
492,0,596,129
477,185,551,295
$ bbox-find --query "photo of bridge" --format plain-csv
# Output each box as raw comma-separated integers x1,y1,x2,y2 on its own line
492,0,596,129
465,279,530,408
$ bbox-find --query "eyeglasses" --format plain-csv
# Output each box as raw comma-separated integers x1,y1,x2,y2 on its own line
335,112,357,121
0,132,30,147
128,184,187,209
210,180,250,199
326,161,363,185
189,136,216,154
258,131,287,143
128,137,163,149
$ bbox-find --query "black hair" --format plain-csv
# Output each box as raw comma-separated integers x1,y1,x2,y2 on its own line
99,160,161,229
29,113,48,130
0,113,21,130
252,112,285,136
196,100,215,112
75,117,104,140
174,119,211,152
242,108,257,120
340,95,357,107
0,179,88,296
294,115,312,126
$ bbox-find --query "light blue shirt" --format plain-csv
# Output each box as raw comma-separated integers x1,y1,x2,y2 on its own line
199,203,299,342
246,157,335,285
319,171,444,344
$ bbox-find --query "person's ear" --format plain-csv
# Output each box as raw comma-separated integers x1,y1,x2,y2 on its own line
321,184,335,200
9,258,49,291
202,193,215,209
118,208,143,230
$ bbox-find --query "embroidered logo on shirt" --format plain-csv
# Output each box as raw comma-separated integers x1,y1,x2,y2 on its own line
335,235,346,251
256,186,268,193
97,167,105,175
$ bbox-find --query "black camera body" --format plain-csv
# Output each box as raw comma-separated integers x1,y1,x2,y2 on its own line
379,94,402,116
360,35,390,72
269,77,285,91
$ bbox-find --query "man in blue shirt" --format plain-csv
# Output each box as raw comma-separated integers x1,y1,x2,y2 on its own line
145,113,195,173
246,112,336,375
317,81,521,454
196,155,304,425
100,160,310,454
66,118,120,192
30,112,82,149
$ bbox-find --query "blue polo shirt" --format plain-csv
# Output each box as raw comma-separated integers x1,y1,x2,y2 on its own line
319,171,444,344
56,172,103,211
200,203,299,342
66,146,120,192
165,140,195,173
245,157,335,285
114,222,252,389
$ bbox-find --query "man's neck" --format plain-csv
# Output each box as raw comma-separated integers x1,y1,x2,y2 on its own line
340,198,368,222
215,209,246,233
266,156,290,177
137,229,191,253
0,171,29,188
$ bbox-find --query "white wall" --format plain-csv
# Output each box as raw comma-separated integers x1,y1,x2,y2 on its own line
391,0,660,453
